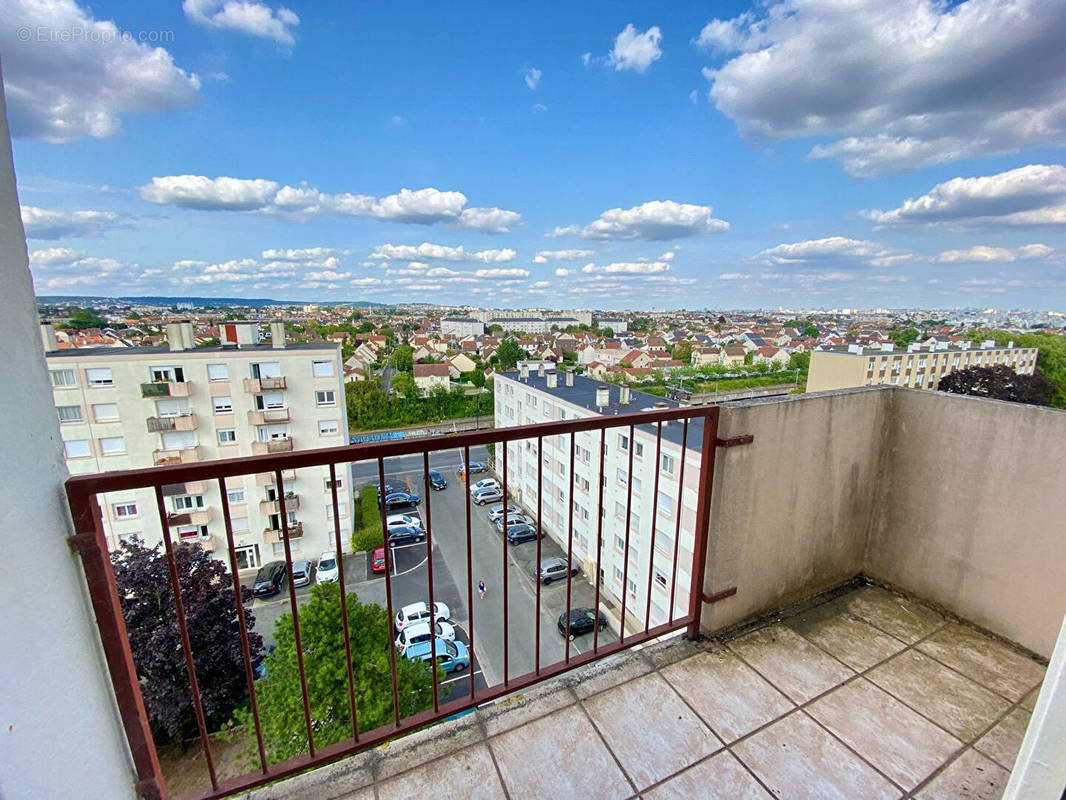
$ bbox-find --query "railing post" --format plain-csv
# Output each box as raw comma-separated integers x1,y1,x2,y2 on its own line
686,407,721,639
65,482,167,800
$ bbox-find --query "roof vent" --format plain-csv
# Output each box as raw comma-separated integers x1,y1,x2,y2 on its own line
519,363,529,379
619,385,631,405
546,371,558,389
595,386,609,410
565,369,574,387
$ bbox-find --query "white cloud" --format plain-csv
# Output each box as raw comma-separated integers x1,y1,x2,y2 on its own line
551,200,729,240
369,243,516,263
554,268,572,276
698,0,1066,176
934,243,1054,263
524,67,542,90
609,24,663,73
183,0,298,45
533,249,595,263
754,237,913,268
29,247,82,265
350,277,381,287
304,270,351,281
1,0,200,142
581,52,592,67
21,206,123,239
473,268,530,278
581,260,672,275
864,165,1066,227
138,175,521,231
531,103,548,114
530,280,551,288
261,247,339,261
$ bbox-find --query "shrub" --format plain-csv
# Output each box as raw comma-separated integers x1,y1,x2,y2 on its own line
351,485,385,552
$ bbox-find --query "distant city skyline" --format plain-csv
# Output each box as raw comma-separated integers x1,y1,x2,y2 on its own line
5,0,1066,309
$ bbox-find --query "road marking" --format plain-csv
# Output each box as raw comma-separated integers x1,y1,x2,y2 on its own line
441,669,483,686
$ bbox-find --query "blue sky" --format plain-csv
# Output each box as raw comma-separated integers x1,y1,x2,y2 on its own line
4,0,1066,310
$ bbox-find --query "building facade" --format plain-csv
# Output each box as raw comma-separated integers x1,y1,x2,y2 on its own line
808,340,1039,393
440,317,485,338
46,321,353,574
494,368,703,633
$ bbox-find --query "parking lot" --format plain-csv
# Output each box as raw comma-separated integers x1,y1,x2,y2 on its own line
251,445,616,695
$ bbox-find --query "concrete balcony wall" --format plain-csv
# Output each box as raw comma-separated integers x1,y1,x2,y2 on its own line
252,438,294,455
146,413,197,432
247,408,291,425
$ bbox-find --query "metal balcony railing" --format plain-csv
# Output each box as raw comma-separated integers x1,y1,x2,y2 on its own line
64,404,723,800
243,376,287,392
141,381,193,398
147,413,197,432
252,437,294,455
247,408,291,425
263,520,303,543
260,494,299,514
152,446,202,466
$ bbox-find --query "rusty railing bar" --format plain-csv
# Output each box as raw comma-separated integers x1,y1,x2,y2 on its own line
564,431,576,661
534,433,543,673
377,458,403,727
501,435,509,686
463,444,475,703
686,408,721,639
422,451,439,714
592,427,606,654
668,419,689,624
328,463,360,742
644,422,663,633
618,423,636,644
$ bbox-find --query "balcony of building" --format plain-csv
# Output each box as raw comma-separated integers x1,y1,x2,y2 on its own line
255,469,296,486
166,507,213,527
259,493,299,514
252,437,294,455
243,376,287,392
162,481,207,496
247,408,291,426
151,446,202,466
175,530,215,553
147,413,198,433
263,521,303,543
141,380,193,398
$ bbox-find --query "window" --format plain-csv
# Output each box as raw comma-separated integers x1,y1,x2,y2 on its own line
657,491,674,516
217,429,236,444
315,390,336,406
326,504,348,520
272,541,301,556
234,544,260,570
620,434,629,451
156,398,190,417
161,431,196,450
207,363,229,381
99,436,126,455
614,501,626,518
231,516,250,532
318,419,340,436
654,529,672,554
312,360,334,377
635,442,644,458
255,393,284,410
92,403,119,422
57,405,83,423
173,494,205,511
64,439,91,458
613,566,624,583
614,534,626,551
325,477,344,491
661,454,675,474
628,579,638,596
150,366,184,383
177,525,208,540
226,489,245,504
617,468,628,486
113,502,138,518
251,362,281,379
50,368,76,388
85,368,113,386
118,533,143,546
212,396,233,413
632,476,642,493
655,570,668,588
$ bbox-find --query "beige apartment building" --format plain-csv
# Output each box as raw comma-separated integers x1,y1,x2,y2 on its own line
46,320,353,574
808,340,1039,393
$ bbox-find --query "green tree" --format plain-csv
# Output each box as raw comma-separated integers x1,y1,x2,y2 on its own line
66,307,108,330
240,583,438,762
673,341,693,364
561,349,578,364
390,345,414,372
629,317,651,333
392,371,418,401
356,321,375,334
488,324,503,333
495,338,525,371
468,369,487,388
789,351,811,371
967,330,1066,407
888,326,921,348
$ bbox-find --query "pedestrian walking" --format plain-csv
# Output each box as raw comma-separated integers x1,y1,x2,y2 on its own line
478,579,486,599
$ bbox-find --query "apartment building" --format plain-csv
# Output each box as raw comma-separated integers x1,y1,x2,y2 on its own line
807,340,1039,393
440,317,485,338
494,364,703,632
46,320,353,573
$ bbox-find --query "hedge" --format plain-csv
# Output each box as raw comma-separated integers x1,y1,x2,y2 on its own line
350,485,385,552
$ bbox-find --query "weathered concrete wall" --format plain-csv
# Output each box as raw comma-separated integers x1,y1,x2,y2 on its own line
868,389,1066,657
701,389,889,633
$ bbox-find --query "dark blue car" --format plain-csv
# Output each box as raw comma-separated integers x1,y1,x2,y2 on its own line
428,469,447,491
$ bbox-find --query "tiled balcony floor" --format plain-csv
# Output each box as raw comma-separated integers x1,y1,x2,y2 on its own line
251,585,1046,800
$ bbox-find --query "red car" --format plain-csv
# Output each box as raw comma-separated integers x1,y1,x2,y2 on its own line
372,546,387,574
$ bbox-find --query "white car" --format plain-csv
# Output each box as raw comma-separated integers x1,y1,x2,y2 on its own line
386,513,424,530
469,478,500,495
394,620,456,651
394,601,451,631
315,551,339,583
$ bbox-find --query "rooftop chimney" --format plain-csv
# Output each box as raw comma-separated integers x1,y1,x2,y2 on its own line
565,369,574,387
1008,340,1015,348
40,323,57,352
546,371,558,389
270,320,286,349
166,321,187,352
619,385,631,405
519,363,529,379
847,344,862,354
180,321,195,350
538,363,545,377
595,386,609,410
880,342,894,352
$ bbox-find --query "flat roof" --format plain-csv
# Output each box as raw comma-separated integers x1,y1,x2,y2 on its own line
45,342,339,358
817,343,1035,357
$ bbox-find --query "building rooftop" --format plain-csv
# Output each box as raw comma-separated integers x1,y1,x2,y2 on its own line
43,341,340,358
818,341,1033,358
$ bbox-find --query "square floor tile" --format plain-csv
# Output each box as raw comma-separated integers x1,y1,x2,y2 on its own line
975,707,1031,771
808,678,962,791
917,625,1046,702
917,749,1009,800
839,586,945,644
479,681,578,737
734,711,898,800
727,624,855,703
1021,685,1041,712
584,671,722,791
377,744,505,800
644,751,771,800
867,649,1011,741
661,647,793,743
786,601,907,671
489,705,633,800
568,649,653,699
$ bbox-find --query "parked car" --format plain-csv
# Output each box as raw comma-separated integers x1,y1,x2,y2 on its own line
371,546,387,574
395,601,451,631
252,561,287,597
374,482,396,497
381,491,421,510
387,525,426,547
472,487,504,505
495,513,534,532
506,524,539,545
315,551,339,583
428,469,447,491
404,639,470,673
557,608,608,640
534,557,580,585
469,478,500,494
394,620,456,652
291,560,312,588
487,503,522,523
386,513,424,530
457,461,488,476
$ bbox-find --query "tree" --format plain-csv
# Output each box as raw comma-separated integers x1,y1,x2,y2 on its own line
390,345,414,372
789,351,811,371
968,329,1066,408
673,341,693,364
495,338,525,371
938,365,1055,406
392,371,418,401
488,324,503,333
468,369,486,388
629,317,651,333
111,540,263,746
66,307,108,330
888,326,920,348
241,583,438,762
356,321,375,334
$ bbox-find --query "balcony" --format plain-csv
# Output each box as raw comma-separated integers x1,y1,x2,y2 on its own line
162,481,206,496
259,493,299,514
151,446,201,466
247,407,291,425
140,380,192,398
166,508,212,527
175,531,215,552
256,469,296,486
243,376,286,392
252,437,294,455
146,413,197,432
263,521,303,543
62,389,1064,800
